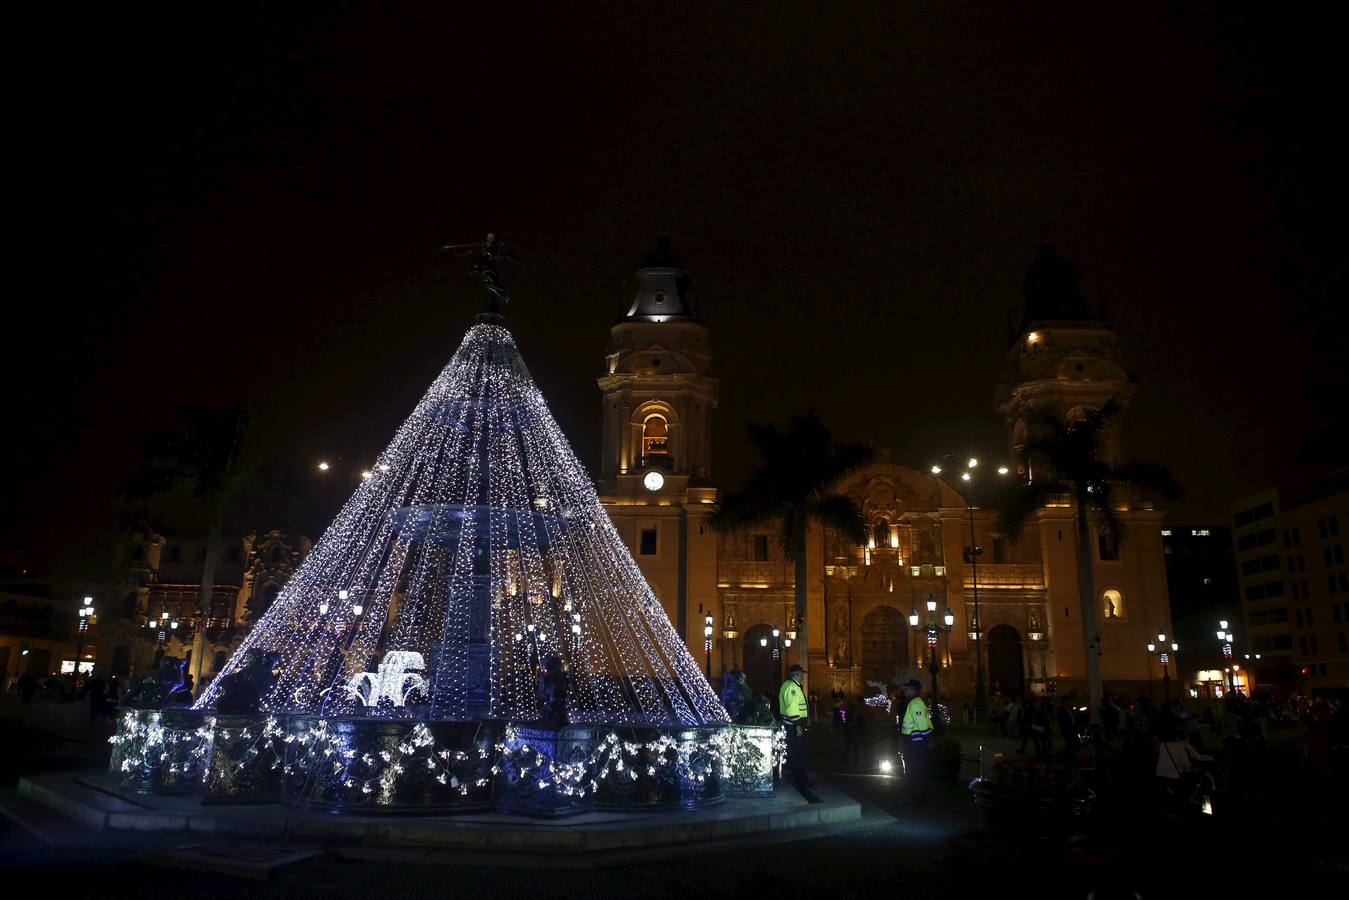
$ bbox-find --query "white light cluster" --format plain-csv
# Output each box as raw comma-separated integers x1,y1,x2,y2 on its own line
109,710,216,784
196,323,727,726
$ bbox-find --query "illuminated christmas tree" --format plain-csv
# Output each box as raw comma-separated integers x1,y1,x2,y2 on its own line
196,237,728,728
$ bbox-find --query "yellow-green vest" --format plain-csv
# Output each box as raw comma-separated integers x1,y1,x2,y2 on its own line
901,695,933,738
779,678,808,719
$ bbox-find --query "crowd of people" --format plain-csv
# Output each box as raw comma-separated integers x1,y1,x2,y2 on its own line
10,670,126,719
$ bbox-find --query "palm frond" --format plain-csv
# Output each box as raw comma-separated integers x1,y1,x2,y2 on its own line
809,493,867,546
1089,482,1128,547
819,441,875,491
704,491,779,534
994,477,1069,542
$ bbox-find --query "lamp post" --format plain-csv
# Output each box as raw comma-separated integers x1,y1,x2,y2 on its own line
148,609,170,666
74,596,95,681
1146,633,1178,704
908,593,955,733
1216,621,1235,695
932,456,1008,720
704,612,714,680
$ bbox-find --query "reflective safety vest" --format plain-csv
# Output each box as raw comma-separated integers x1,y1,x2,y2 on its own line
901,695,933,739
779,678,808,720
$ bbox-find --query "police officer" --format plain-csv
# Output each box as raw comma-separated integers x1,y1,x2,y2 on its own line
779,664,812,789
899,678,933,802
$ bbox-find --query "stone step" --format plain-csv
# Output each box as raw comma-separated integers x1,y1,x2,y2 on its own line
19,768,865,860
17,773,150,831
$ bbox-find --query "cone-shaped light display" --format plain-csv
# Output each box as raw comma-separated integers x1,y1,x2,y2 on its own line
197,321,728,727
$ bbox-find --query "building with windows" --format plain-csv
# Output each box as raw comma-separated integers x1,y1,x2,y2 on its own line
0,571,80,688
600,241,1175,700
95,529,310,683
1232,488,1349,695
1159,526,1239,687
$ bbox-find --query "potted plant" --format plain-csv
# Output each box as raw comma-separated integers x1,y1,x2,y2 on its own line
969,757,1095,834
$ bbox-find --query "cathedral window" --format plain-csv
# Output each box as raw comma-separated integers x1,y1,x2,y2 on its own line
753,535,770,561
642,413,669,459
1097,532,1120,561
640,527,658,556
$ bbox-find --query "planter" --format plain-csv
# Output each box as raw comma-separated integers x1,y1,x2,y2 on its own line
204,714,287,804
112,708,215,795
970,779,1095,835
595,727,725,810
495,724,599,817
282,717,498,813
720,724,780,798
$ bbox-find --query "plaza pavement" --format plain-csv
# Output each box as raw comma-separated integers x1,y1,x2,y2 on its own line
0,694,1335,898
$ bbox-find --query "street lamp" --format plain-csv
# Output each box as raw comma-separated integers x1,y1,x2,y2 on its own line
772,627,781,661
936,454,1009,720
1146,633,1178,703
908,592,955,732
1216,620,1235,694
704,612,714,679
74,596,95,680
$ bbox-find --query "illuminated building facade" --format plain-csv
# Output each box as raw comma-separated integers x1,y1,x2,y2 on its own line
95,529,310,682
603,242,1176,700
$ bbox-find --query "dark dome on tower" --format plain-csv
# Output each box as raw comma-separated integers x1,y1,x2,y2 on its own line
622,236,697,323
1019,244,1097,332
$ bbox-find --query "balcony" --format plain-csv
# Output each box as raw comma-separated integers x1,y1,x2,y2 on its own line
717,560,789,589
964,563,1044,589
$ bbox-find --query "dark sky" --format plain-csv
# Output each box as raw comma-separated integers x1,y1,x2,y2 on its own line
7,2,1345,583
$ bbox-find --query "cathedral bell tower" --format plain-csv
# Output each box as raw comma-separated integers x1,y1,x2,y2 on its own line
994,244,1135,470
993,244,1170,692
596,237,718,658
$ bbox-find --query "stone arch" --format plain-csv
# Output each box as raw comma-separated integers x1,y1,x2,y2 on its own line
630,400,679,470
742,623,780,697
987,624,1025,697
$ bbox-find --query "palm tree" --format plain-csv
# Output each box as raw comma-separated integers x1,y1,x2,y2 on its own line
707,411,873,683
994,401,1179,728
124,404,251,690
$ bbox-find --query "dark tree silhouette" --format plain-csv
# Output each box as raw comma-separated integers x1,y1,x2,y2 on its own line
707,411,873,682
124,404,250,687
995,401,1179,727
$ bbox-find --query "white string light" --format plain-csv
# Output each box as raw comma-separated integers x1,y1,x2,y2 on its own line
196,322,727,727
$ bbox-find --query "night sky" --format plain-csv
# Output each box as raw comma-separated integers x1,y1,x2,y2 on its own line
7,3,1345,584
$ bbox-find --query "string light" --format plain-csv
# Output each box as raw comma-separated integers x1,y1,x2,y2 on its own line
195,321,727,728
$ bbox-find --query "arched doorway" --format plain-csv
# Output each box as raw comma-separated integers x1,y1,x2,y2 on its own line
742,624,780,699
987,625,1025,697
860,606,907,689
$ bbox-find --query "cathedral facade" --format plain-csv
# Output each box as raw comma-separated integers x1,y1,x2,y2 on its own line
600,242,1175,702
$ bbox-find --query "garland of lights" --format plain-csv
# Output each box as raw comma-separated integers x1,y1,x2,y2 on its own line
111,709,784,804
195,323,728,728
112,709,785,803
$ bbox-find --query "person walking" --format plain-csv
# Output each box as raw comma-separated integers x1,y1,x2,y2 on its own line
1017,697,1035,753
842,697,868,768
1057,696,1081,763
899,679,934,803
779,664,812,789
